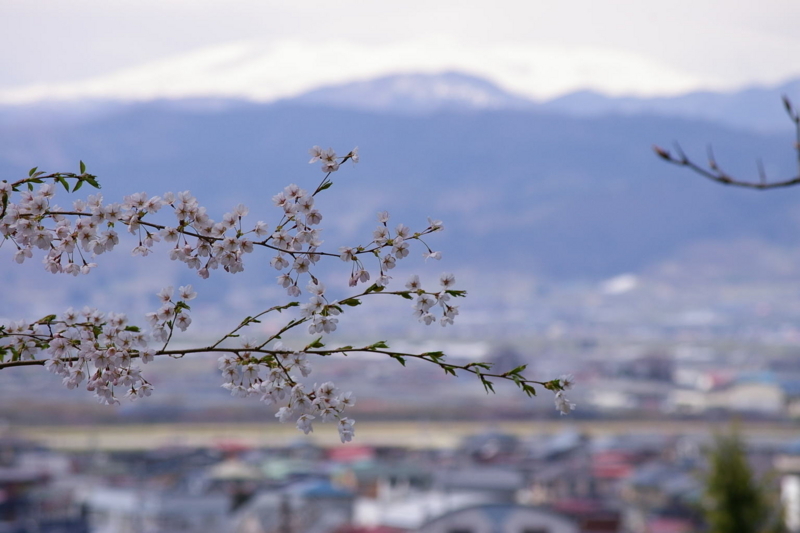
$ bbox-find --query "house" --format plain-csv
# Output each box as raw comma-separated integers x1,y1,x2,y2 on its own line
231,479,355,533
84,488,229,533
669,370,798,416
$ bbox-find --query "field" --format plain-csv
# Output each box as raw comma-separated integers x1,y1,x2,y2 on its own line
9,419,800,451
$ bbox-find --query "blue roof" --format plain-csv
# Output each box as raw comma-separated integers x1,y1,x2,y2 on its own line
734,371,800,395
288,479,354,498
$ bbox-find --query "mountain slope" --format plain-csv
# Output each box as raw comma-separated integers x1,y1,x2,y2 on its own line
542,78,800,132
1,101,798,282
287,71,800,132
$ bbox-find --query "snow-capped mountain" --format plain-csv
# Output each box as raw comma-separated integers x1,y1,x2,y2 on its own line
289,72,536,113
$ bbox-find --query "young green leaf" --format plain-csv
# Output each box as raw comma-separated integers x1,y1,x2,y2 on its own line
367,340,389,350
306,337,325,349
506,364,527,376
39,314,57,324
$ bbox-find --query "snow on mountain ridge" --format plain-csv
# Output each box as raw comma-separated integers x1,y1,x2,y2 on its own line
0,38,707,105
290,72,535,113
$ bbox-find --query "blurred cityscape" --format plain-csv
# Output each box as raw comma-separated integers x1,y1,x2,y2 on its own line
2,420,800,533
4,303,800,533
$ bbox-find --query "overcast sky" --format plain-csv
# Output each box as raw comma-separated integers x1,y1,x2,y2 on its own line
3,0,799,103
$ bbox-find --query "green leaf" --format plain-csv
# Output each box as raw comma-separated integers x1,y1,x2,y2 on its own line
28,167,38,177
86,176,101,189
424,351,446,364
306,337,325,349
367,340,389,350
396,291,413,300
73,179,84,192
124,325,141,332
39,314,57,324
543,380,560,392
445,290,468,298
365,284,384,294
507,364,527,376
391,355,406,366
338,345,353,351
314,178,333,194
339,298,362,307
57,176,70,192
79,160,86,174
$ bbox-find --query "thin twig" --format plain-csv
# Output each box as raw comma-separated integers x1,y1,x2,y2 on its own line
653,95,800,190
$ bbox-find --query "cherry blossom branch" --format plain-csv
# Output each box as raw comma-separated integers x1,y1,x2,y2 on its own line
0,145,576,442
653,95,800,190
209,301,301,350
0,342,555,395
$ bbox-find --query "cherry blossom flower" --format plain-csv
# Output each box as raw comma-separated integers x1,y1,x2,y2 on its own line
554,391,576,415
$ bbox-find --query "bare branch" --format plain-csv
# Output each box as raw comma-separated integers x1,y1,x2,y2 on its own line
653,95,800,190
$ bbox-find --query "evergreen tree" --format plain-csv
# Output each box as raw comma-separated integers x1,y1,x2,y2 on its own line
703,431,785,533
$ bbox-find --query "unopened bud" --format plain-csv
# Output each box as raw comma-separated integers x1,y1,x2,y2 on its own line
652,145,671,160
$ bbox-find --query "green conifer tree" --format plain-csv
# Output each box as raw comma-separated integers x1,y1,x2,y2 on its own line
703,431,785,533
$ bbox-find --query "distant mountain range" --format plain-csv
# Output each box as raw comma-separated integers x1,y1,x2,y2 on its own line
542,78,800,133
4,71,799,132
2,71,800,328
287,72,800,132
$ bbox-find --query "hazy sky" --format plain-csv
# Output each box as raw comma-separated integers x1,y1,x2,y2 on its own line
2,0,799,102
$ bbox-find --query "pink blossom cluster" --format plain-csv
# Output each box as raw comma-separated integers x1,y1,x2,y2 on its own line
8,308,153,405
219,342,356,442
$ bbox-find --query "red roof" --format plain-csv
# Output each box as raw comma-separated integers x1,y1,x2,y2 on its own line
327,445,376,462
647,518,694,533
